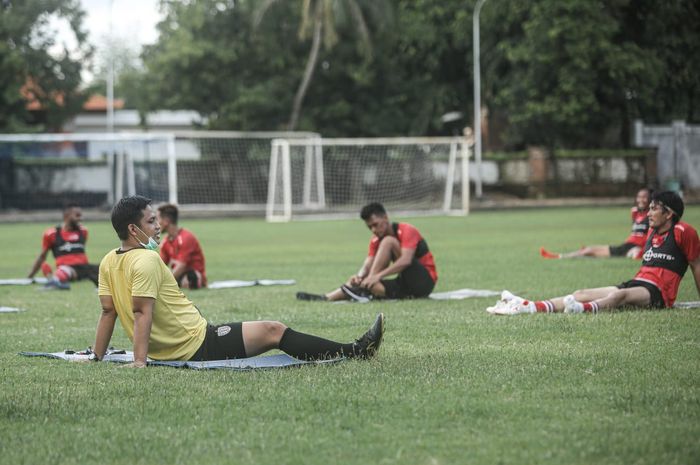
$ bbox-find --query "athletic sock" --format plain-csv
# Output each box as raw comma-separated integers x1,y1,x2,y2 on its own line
279,328,356,361
583,302,599,314
532,300,555,313
54,268,71,283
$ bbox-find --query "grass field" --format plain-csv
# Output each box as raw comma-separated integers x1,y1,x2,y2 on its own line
1,206,699,465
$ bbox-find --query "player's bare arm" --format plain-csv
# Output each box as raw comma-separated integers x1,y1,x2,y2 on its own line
92,295,117,360
129,296,154,368
27,249,49,278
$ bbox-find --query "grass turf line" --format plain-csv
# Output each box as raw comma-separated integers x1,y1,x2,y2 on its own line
0,206,699,465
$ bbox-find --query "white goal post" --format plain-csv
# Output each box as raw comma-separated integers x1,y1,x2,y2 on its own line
266,136,471,222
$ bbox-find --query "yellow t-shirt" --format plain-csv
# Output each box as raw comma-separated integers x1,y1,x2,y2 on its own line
98,248,207,360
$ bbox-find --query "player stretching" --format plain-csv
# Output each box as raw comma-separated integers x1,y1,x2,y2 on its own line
27,203,99,290
540,188,652,259
297,202,438,302
157,204,207,289
91,195,384,367
488,191,700,315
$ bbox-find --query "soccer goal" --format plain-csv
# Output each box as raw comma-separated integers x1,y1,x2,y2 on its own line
266,137,471,222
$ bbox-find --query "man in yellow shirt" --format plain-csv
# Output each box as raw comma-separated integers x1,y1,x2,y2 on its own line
92,195,384,367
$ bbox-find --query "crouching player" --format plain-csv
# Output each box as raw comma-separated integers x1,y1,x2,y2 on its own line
91,196,384,367
157,203,207,289
489,191,700,315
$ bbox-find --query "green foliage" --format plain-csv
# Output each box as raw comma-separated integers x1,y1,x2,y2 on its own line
0,0,91,132
1,207,700,464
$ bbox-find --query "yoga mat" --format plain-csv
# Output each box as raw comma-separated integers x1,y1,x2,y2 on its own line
19,349,344,370
0,278,48,286
208,279,296,289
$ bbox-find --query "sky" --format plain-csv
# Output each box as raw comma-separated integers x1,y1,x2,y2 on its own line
50,0,163,82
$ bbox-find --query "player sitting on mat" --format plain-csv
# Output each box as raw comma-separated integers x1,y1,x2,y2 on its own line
27,203,99,290
157,203,207,289
488,191,700,315
297,202,438,302
91,195,384,367
540,187,652,259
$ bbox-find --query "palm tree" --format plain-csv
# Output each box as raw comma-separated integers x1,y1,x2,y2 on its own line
254,0,374,130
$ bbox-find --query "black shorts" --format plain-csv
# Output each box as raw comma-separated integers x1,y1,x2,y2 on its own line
72,264,99,285
189,322,246,361
176,269,204,289
609,242,637,257
616,280,665,308
381,259,436,299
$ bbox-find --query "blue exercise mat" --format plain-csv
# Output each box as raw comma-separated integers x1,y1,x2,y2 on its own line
19,349,344,370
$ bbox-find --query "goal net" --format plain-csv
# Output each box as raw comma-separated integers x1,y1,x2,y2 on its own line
266,137,470,221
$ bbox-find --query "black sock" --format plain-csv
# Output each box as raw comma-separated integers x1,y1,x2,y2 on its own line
279,328,357,360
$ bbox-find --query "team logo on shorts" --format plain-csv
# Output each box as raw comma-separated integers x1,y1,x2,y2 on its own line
216,325,231,337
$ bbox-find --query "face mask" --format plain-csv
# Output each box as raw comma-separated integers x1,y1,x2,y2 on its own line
134,225,159,251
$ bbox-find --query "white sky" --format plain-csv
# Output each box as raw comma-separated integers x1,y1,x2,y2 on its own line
49,0,162,81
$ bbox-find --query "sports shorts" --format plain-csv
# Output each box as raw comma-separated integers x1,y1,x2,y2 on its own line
189,322,246,361
381,259,435,299
71,264,99,285
609,242,637,257
176,269,205,289
616,279,665,308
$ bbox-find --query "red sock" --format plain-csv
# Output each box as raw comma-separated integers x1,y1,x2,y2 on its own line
41,263,52,277
54,268,71,283
534,300,555,313
583,302,599,314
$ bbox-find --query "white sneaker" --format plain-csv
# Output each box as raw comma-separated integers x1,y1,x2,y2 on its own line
487,291,534,315
563,295,583,314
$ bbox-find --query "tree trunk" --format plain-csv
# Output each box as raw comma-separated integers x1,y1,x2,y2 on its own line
288,3,323,131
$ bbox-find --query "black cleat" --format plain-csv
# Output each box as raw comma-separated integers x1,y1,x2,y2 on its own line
341,284,373,303
296,291,327,301
354,313,385,359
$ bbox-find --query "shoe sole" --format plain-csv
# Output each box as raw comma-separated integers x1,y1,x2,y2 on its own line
365,313,385,357
341,285,371,303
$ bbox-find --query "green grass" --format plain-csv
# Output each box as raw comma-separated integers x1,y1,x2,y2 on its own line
1,206,699,465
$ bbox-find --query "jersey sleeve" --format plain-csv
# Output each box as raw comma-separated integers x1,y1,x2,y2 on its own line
367,237,379,257
97,255,112,296
677,224,700,263
41,228,55,252
131,253,164,299
178,233,199,262
159,241,170,263
398,224,421,250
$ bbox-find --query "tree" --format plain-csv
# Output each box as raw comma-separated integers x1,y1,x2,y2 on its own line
253,0,373,130
0,0,92,132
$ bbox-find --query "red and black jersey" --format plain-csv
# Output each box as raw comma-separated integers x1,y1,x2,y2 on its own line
159,228,207,285
625,207,650,248
633,221,700,307
368,222,438,282
42,225,90,267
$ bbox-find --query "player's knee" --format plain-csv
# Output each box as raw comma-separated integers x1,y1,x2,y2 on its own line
262,321,287,341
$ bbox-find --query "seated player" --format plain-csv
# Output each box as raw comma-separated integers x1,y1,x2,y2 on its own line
157,203,207,289
27,203,99,290
540,188,652,259
488,191,699,315
91,195,384,367
297,202,438,302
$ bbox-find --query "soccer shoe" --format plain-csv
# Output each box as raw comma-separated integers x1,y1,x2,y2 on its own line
341,285,373,303
563,295,584,314
540,247,561,259
486,290,524,314
353,313,385,358
296,291,327,301
41,279,70,291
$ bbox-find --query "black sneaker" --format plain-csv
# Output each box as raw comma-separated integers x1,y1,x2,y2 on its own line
354,313,385,359
341,284,373,303
296,291,327,301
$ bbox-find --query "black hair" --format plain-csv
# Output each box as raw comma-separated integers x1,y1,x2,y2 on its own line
111,195,152,240
360,202,387,220
651,190,684,222
157,203,179,224
63,202,81,212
